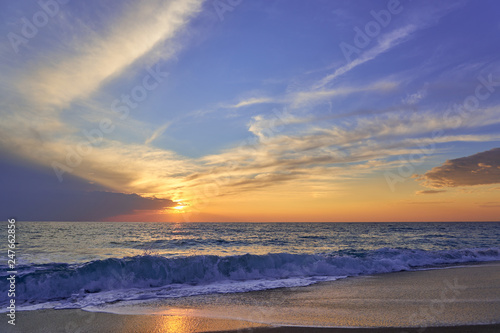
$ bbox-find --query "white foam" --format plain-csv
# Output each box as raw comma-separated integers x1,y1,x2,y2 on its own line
1,247,498,312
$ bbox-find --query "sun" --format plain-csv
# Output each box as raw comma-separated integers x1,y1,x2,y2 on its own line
171,203,188,211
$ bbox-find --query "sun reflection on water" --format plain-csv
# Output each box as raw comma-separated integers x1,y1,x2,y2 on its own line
160,315,193,333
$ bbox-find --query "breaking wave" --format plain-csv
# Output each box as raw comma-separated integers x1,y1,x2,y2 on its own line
1,247,498,310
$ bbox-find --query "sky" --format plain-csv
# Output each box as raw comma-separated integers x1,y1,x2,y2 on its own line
0,0,499,222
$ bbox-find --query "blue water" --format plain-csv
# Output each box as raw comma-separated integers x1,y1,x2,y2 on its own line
1,222,499,311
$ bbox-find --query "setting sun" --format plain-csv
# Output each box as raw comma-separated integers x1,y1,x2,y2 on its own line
2,0,499,223
1,1,499,332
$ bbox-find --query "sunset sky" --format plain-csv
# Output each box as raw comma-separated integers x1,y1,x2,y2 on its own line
1,0,499,222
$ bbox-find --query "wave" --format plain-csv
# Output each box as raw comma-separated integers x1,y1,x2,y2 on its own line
1,247,499,310
108,237,239,249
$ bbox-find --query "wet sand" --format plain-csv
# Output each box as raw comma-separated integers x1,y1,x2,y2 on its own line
214,324,500,333
2,310,269,333
2,309,499,333
2,262,499,332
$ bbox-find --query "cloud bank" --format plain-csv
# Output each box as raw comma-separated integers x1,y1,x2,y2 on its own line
0,155,175,221
418,148,500,188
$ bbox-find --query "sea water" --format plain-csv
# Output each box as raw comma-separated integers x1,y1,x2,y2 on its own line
0,221,499,311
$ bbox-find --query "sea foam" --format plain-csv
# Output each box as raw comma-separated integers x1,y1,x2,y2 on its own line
0,247,498,310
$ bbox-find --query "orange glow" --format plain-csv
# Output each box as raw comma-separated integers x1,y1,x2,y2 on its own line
105,180,500,222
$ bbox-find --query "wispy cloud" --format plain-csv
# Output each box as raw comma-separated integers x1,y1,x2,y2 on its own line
0,0,205,205
2,0,497,218
185,105,500,199
403,87,428,105
406,201,452,205
222,81,398,112
312,25,418,90
21,0,204,109
312,1,463,91
199,5,458,123
229,97,279,108
291,81,397,108
416,190,447,195
145,121,172,145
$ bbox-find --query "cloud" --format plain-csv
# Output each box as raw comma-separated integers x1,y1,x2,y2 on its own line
218,81,398,116
403,87,428,105
0,155,176,221
406,201,452,205
201,1,461,123
0,1,204,172
225,81,398,111
416,190,447,195
229,97,278,108
4,96,500,208
21,0,204,109
291,81,397,108
191,106,500,198
313,25,418,90
312,1,462,91
418,148,500,188
2,0,498,216
145,121,172,145
5,191,175,221
0,0,204,207
247,109,307,140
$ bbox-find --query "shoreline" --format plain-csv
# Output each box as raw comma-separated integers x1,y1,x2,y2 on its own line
2,309,500,333
2,262,499,332
212,324,500,333
2,309,499,333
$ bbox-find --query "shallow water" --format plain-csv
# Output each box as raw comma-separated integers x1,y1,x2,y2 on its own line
0,222,499,312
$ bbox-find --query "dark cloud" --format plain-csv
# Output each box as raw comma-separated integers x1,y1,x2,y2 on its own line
0,153,175,221
417,148,500,188
415,190,447,195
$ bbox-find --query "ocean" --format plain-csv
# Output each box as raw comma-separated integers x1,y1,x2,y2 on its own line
1,221,499,313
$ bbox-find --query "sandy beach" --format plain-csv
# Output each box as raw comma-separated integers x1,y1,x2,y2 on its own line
2,0,500,330
219,325,500,333
3,309,500,333
2,262,499,333
2,309,500,333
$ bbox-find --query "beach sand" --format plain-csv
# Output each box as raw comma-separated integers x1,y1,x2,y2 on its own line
2,309,500,333
2,262,499,332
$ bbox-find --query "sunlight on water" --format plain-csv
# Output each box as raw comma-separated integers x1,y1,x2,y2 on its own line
160,315,191,333
0,222,498,312
3,221,499,264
